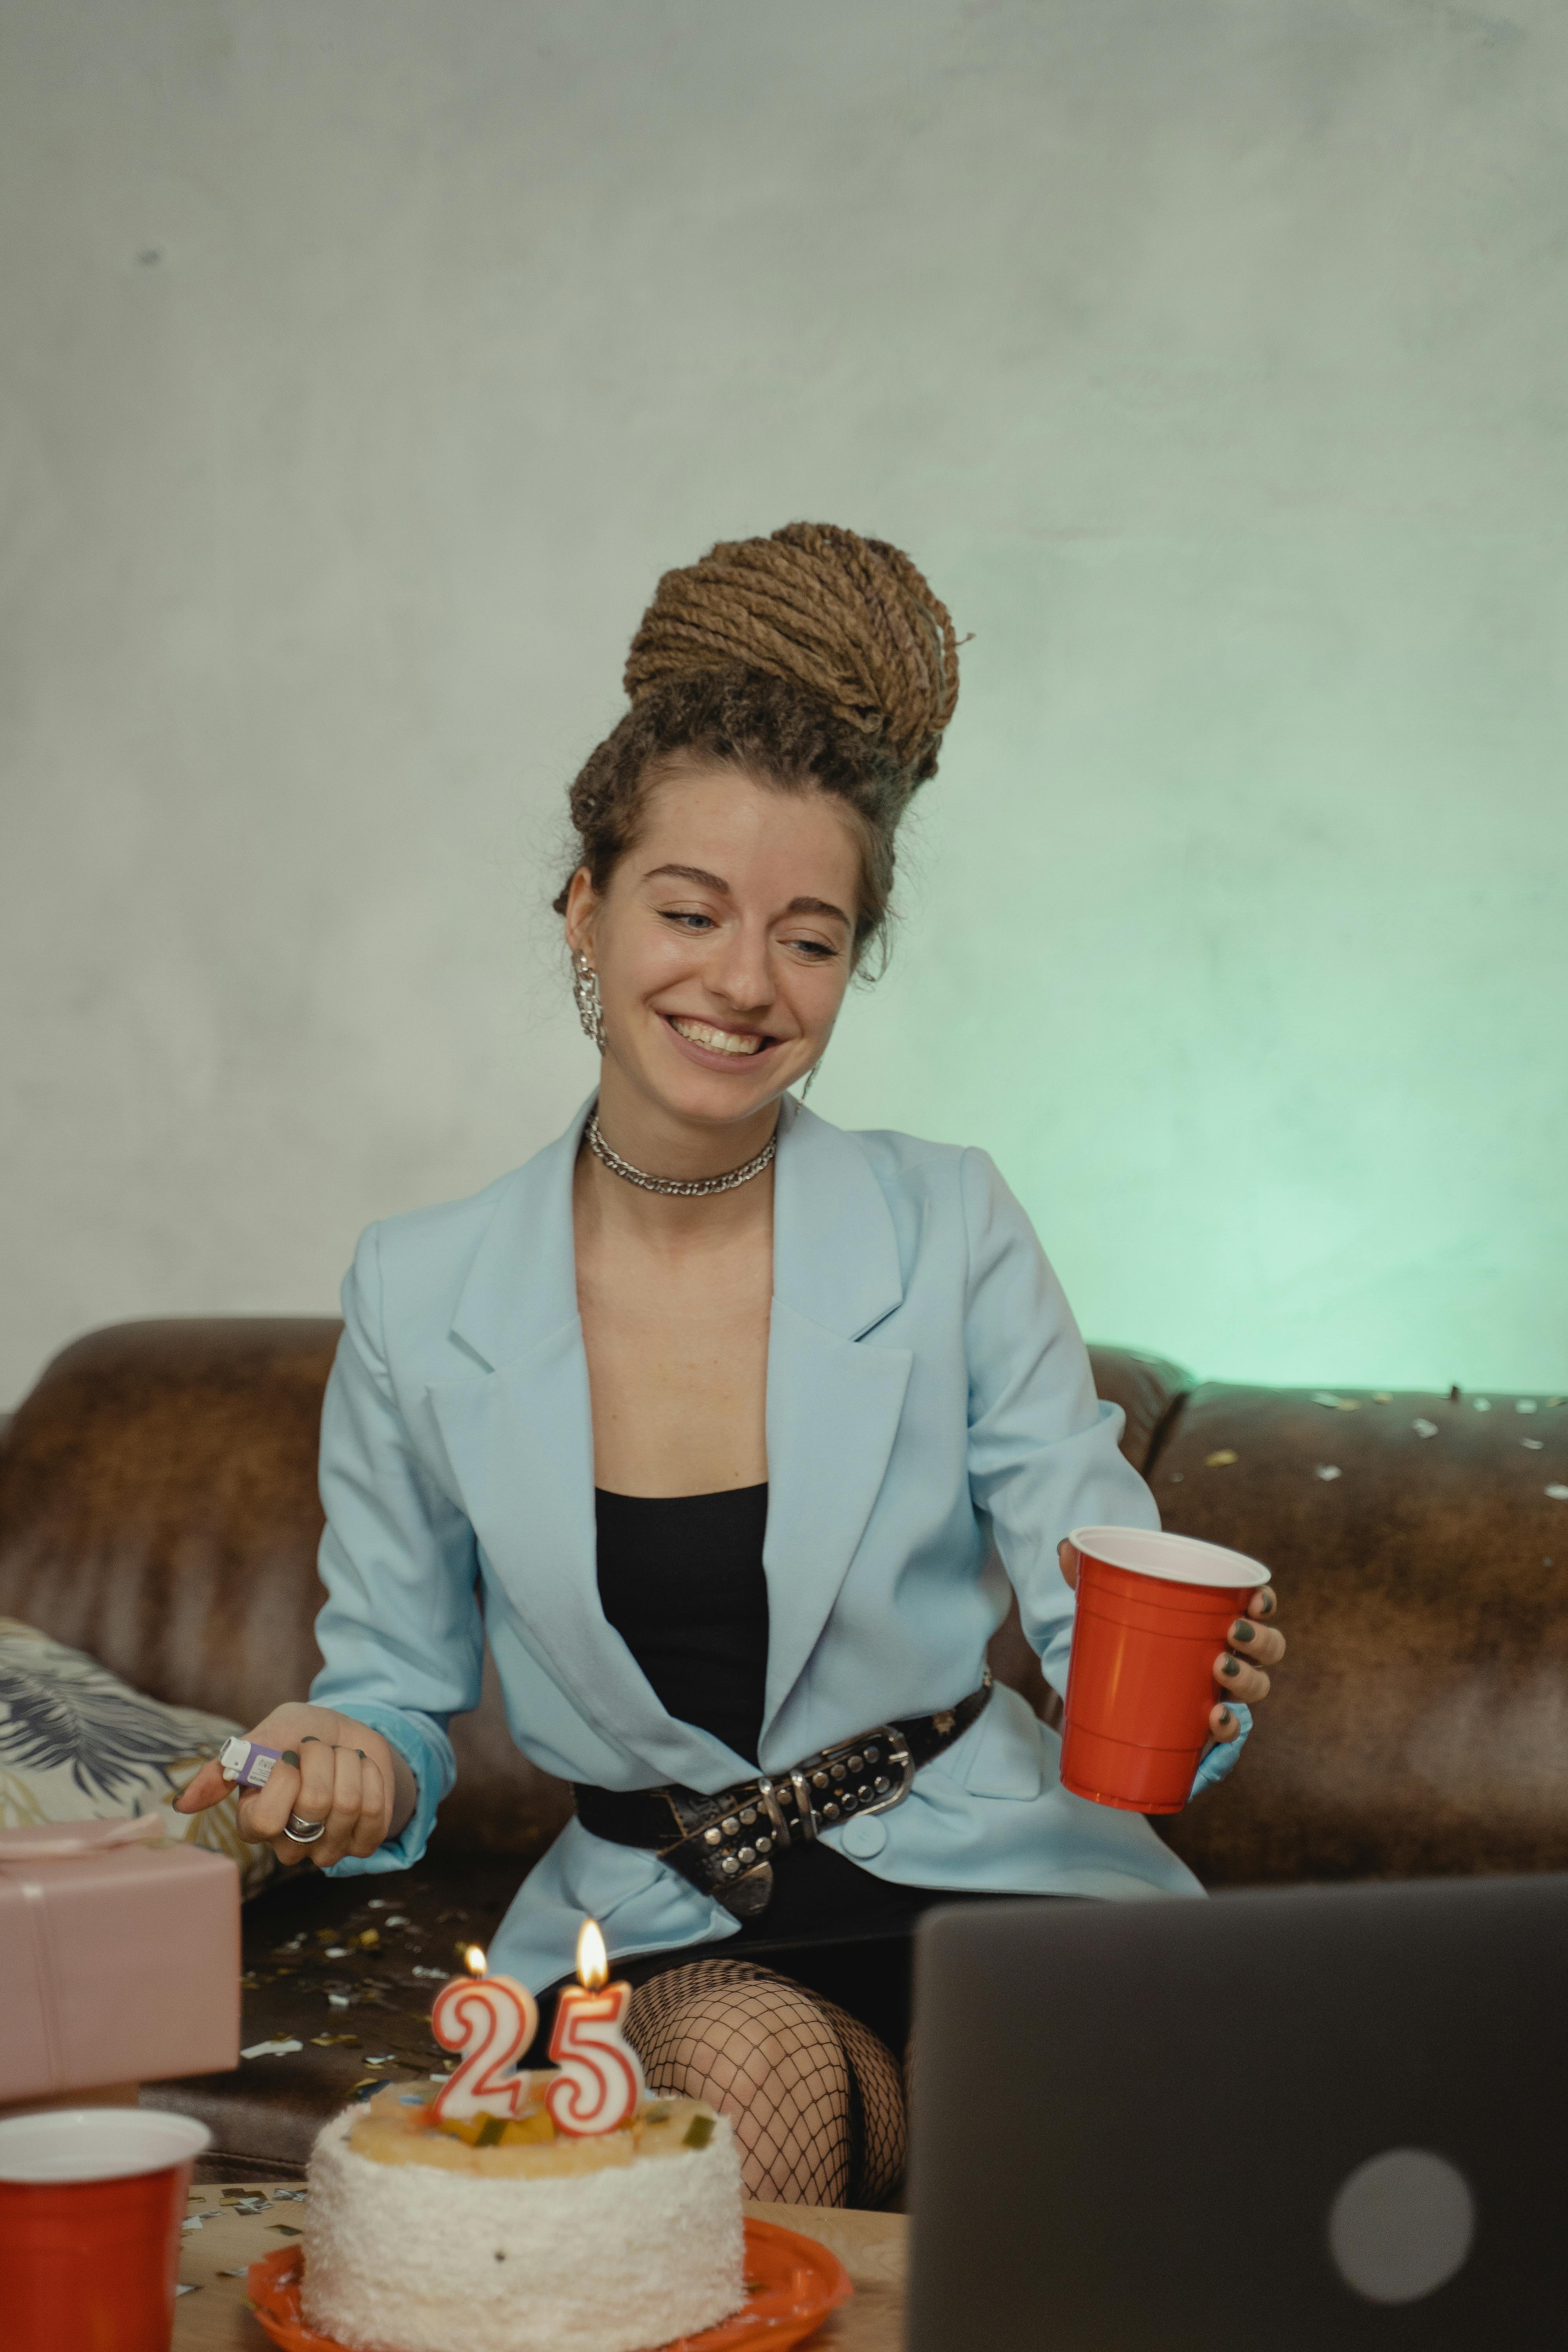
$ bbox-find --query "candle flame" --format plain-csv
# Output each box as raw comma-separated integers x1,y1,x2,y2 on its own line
575,1918,608,1991
463,1944,487,1977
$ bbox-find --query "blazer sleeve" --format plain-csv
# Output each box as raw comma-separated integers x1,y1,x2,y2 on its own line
960,1147,1161,1702
310,1222,485,1875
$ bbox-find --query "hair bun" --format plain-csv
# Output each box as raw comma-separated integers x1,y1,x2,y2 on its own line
624,521,959,785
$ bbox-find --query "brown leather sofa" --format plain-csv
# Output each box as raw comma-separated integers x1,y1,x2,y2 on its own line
2,1319,1565,2179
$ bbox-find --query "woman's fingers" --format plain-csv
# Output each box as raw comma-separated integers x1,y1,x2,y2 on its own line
1225,1616,1287,1669
316,1742,365,1866
236,1751,304,1855
1214,1651,1272,1705
1207,1701,1243,1744
1057,1538,1080,1593
347,1755,388,1860
1249,1586,1279,1622
174,1760,230,1815
294,1736,338,1830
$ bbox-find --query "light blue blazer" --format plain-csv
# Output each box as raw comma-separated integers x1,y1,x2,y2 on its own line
312,1094,1209,1992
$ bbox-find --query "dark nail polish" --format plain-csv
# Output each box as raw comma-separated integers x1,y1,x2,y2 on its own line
1216,1707,1233,1729
1231,1621,1255,1643
1221,1657,1241,1678
281,1749,300,1768
1258,1589,1276,1617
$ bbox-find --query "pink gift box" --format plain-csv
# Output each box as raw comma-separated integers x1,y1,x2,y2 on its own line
0,1819,240,2105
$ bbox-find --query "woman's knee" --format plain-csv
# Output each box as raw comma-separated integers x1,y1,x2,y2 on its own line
632,1980,846,2101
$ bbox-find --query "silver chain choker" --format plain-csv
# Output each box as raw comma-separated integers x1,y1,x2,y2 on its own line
585,1111,777,1198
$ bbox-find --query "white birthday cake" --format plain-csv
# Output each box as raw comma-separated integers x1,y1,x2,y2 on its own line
302,2079,746,2352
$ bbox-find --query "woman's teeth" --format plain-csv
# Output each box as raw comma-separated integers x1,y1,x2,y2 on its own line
670,1018,766,1057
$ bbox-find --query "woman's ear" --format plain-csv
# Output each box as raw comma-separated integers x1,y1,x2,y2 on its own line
563,867,597,960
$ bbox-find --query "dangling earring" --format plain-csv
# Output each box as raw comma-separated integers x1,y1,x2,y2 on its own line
572,951,606,1053
800,1054,824,1102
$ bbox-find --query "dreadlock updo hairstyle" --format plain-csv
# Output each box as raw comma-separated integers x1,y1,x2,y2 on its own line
554,522,960,966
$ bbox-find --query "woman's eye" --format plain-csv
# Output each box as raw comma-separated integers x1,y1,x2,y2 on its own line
660,910,715,932
787,938,838,960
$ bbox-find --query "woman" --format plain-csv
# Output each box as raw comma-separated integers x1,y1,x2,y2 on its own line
181,523,1284,2205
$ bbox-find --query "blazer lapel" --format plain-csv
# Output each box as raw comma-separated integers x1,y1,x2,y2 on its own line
759,1102,912,1756
426,1096,736,1786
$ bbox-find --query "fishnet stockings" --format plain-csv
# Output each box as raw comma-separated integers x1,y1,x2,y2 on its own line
624,1959,906,2208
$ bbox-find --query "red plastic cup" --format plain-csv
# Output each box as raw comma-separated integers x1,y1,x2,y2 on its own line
1059,1524,1271,1814
0,2107,212,2352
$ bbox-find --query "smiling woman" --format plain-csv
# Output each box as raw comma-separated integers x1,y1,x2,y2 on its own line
178,521,1285,2210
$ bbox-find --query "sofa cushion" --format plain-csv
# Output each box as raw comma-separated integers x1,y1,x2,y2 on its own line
0,1616,272,1895
1147,1381,1568,1888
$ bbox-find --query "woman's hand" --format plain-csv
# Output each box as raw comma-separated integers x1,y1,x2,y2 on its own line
175,1702,407,1870
1056,1540,1286,1758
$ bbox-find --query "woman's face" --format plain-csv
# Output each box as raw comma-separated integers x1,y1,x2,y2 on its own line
565,762,861,1131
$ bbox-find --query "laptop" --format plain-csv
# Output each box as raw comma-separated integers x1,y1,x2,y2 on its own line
907,1874,1568,2348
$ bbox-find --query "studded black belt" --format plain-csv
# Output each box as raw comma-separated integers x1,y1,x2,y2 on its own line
572,1673,993,1918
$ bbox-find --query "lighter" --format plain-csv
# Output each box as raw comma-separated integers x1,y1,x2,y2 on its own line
218,1735,285,1790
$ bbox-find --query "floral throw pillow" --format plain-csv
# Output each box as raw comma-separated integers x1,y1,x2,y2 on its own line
0,1618,274,1897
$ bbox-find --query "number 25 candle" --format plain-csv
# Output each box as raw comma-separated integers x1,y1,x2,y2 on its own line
544,1918,646,2138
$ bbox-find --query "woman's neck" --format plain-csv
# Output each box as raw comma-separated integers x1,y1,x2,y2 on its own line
576,1071,783,1249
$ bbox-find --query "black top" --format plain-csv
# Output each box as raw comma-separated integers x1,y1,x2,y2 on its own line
595,1483,772,1766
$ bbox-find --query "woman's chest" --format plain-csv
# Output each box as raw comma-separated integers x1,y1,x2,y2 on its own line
575,1247,773,1496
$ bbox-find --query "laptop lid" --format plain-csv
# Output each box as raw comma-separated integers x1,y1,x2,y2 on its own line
907,1875,1567,2348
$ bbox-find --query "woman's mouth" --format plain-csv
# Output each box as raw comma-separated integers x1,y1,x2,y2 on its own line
663,1014,780,1067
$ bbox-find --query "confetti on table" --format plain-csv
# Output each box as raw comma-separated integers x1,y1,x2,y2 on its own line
1523,1439,1544,1451
327,1993,352,2009
310,2033,361,2048
271,2223,304,2237
363,2054,398,2066
1205,1449,1238,1468
412,1966,448,1981
1517,1399,1538,1414
273,2189,309,2201
241,2038,303,2060
182,2214,206,2231
218,2268,250,2278
384,1915,410,1929
324,1946,350,1958
367,1898,388,1909
1315,1465,1342,1482
222,2195,268,2212
1413,1419,1439,1439
1546,1486,1568,1503
1473,1398,1492,1412
1373,1392,1392,1403
1312,1393,1359,1412
176,2283,199,2296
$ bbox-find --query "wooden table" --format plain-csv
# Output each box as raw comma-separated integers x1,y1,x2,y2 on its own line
174,2181,908,2350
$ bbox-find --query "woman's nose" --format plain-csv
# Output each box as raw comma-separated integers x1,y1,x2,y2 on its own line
704,924,773,1011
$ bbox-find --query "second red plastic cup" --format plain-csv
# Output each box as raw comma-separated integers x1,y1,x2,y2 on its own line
0,2107,212,2352
1059,1524,1271,1814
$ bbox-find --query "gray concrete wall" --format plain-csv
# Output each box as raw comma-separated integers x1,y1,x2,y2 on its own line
4,0,1566,1403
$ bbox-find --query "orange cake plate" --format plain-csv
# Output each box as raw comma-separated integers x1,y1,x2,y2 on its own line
247,2214,853,2352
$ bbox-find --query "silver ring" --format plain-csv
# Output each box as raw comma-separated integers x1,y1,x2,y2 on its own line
283,1812,326,1845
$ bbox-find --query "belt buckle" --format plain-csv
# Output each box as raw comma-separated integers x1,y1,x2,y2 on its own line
777,1726,915,1843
